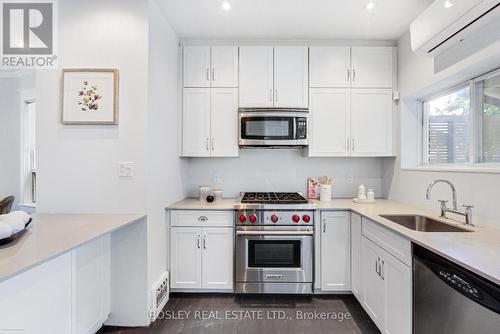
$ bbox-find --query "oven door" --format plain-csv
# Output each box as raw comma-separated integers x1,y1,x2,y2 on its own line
235,229,313,284
239,111,308,146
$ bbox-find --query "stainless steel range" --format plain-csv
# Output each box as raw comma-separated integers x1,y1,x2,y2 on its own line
234,192,316,294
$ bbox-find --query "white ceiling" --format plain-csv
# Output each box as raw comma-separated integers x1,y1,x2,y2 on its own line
156,0,434,40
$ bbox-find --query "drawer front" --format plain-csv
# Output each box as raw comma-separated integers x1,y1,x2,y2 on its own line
171,210,234,227
362,217,411,267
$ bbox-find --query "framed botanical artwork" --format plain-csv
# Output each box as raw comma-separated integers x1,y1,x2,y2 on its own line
61,68,119,124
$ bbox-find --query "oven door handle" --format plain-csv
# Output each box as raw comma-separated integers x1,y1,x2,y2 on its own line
236,230,313,236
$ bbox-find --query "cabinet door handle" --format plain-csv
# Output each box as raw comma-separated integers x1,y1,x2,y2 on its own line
206,138,210,151
347,69,350,82
352,138,355,152
352,69,356,82
380,260,385,280
323,220,326,233
275,89,278,104
197,235,201,249
211,69,215,81
347,138,350,151
375,258,379,276
269,89,273,103
206,68,210,81
203,235,207,249
211,138,214,151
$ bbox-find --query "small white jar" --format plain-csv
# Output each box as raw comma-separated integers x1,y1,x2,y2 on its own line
319,184,332,202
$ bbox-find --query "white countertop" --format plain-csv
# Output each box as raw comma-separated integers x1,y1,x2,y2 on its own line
0,213,146,282
167,197,500,285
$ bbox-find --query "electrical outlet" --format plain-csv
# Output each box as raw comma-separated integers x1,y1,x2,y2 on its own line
347,174,354,184
118,162,135,177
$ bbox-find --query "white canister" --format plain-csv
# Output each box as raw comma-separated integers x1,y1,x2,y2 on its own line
367,189,375,201
358,184,367,200
319,184,332,202
213,189,223,201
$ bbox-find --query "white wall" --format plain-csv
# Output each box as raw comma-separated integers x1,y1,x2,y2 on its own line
34,0,184,320
146,0,185,285
0,76,21,206
184,150,384,199
36,0,149,214
384,29,500,227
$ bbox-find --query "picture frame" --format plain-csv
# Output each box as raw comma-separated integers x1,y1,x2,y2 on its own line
61,68,119,125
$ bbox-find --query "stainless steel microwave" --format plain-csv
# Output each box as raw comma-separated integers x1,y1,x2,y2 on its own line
238,108,309,147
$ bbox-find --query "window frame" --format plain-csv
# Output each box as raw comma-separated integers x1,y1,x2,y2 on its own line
421,67,500,170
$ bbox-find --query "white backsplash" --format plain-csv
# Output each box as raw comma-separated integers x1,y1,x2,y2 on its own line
183,149,384,199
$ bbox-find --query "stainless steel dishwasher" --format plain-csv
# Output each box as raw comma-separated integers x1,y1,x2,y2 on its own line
413,245,500,334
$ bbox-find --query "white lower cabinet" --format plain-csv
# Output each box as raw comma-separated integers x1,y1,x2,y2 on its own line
170,227,202,289
361,235,412,334
0,235,111,334
170,211,233,292
72,235,111,334
350,212,362,300
201,228,234,290
320,211,350,291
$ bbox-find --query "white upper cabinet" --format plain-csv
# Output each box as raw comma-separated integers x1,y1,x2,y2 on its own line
309,88,350,156
182,88,211,157
351,47,394,88
274,46,309,108
211,46,239,88
239,46,274,107
211,88,239,157
350,89,393,156
183,46,211,88
310,47,351,88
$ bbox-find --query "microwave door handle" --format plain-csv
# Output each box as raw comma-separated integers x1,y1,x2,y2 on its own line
292,117,297,140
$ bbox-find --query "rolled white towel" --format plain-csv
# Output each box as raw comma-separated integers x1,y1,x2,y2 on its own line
0,216,25,234
0,222,13,239
7,211,31,224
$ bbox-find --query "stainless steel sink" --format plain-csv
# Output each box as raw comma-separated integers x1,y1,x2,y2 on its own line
379,215,472,232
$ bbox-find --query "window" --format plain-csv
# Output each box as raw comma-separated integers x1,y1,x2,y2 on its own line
422,69,500,168
423,86,471,165
479,72,500,163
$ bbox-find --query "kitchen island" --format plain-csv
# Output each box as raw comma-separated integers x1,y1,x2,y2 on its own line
0,213,149,334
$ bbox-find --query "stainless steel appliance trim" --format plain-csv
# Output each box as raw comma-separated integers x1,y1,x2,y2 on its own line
235,233,313,283
238,108,309,113
238,139,309,147
239,111,309,118
236,230,314,236
234,203,317,210
235,282,313,294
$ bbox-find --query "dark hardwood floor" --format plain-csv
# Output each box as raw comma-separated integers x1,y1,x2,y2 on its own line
101,294,380,334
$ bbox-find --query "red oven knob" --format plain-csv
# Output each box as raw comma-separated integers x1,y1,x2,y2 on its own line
292,215,300,223
239,215,247,223
249,215,257,223
302,215,311,223
271,215,279,223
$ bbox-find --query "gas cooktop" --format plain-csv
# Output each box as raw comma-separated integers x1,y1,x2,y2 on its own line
236,192,315,210
241,192,308,204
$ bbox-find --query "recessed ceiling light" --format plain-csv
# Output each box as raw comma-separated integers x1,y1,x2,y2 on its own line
221,0,231,12
365,2,376,10
444,0,453,8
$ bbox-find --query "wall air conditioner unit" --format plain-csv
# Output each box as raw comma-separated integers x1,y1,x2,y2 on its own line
410,0,500,56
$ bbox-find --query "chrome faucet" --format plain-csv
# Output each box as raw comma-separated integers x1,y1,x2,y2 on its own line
426,179,474,226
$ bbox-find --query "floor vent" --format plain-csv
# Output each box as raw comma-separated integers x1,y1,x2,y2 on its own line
151,271,169,321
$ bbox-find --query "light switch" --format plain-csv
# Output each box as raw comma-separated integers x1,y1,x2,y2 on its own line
118,162,135,177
